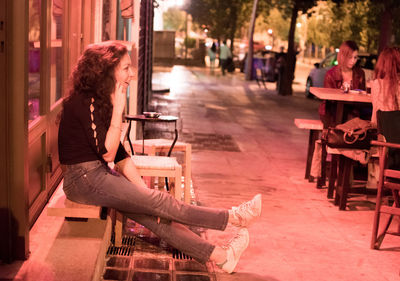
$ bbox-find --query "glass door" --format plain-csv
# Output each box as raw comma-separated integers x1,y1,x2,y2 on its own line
27,0,66,226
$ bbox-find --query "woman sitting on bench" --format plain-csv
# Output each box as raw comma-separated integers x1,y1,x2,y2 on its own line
58,41,262,274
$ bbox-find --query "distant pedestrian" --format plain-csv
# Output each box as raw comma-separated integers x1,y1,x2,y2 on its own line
220,40,232,75
207,42,217,69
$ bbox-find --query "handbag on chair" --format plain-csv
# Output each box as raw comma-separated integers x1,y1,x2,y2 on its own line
325,117,377,149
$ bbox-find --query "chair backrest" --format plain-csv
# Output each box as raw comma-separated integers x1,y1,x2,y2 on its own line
377,110,400,144
377,110,400,169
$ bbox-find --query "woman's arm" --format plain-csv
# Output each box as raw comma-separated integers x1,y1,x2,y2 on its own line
324,67,338,88
370,79,380,126
103,82,126,162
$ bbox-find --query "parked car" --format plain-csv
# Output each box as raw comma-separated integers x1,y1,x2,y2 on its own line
305,52,377,98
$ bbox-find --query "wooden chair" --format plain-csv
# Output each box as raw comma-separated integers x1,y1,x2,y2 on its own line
132,139,192,203
371,110,400,249
120,123,184,200
130,155,183,201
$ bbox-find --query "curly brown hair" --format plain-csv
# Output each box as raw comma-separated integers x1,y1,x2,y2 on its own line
66,41,128,123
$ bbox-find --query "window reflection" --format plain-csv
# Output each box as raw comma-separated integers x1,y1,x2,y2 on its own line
50,0,63,106
28,0,41,121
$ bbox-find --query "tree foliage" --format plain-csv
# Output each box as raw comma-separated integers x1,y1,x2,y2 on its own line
187,0,252,48
163,7,186,32
259,0,318,95
185,0,400,94
257,8,290,42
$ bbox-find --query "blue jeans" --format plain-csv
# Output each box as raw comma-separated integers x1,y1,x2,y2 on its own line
62,160,229,263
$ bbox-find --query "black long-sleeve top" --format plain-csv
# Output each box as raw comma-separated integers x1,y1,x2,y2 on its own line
58,93,129,165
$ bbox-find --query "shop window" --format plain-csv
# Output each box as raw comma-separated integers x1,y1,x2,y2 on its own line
50,0,63,106
28,0,41,121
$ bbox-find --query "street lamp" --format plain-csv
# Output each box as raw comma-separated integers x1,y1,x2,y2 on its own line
267,29,274,50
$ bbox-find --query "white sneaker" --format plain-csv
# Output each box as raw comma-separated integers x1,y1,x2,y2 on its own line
218,228,250,274
231,194,262,227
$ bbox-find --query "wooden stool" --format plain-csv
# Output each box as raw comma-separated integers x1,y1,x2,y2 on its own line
294,119,323,181
130,155,183,201
132,139,191,203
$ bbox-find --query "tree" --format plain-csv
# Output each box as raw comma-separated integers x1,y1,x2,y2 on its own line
331,0,400,54
163,7,186,32
268,0,318,96
245,0,260,80
187,0,252,50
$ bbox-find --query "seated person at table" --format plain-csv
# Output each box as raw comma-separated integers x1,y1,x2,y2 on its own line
319,40,367,127
311,41,367,180
368,46,400,184
371,46,400,126
58,41,262,274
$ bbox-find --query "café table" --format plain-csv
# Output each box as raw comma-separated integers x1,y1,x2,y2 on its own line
125,114,179,156
310,87,371,125
310,87,373,209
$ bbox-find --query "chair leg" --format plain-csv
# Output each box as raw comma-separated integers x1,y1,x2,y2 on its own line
111,209,124,247
371,146,386,249
327,155,338,199
392,190,400,234
317,141,327,188
335,155,350,210
371,187,385,249
334,155,344,206
174,164,182,201
184,145,192,203
372,190,400,249
305,130,319,181
338,157,353,210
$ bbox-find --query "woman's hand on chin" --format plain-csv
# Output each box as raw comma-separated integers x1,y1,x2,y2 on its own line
113,82,127,114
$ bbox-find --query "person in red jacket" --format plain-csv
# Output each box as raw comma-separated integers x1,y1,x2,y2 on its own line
319,40,366,127
311,41,368,183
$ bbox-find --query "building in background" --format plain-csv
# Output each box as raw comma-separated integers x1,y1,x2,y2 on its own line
0,0,155,262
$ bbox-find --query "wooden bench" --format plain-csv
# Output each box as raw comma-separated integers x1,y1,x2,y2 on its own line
294,119,323,181
47,182,124,246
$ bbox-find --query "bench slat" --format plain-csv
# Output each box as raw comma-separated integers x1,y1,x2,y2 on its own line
47,181,102,218
294,118,323,130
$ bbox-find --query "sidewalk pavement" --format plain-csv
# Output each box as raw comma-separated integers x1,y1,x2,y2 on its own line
1,65,398,281
150,65,399,281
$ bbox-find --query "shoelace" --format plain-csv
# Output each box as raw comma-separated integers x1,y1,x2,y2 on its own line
238,200,255,214
222,231,244,254
234,199,256,221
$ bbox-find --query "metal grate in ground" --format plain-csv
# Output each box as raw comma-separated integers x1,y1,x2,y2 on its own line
102,220,216,281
